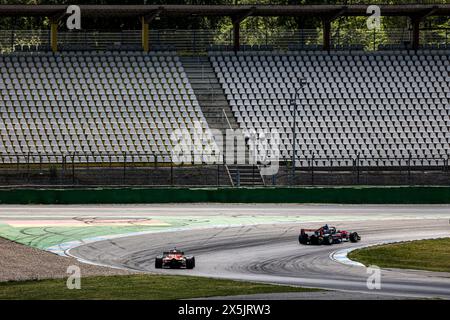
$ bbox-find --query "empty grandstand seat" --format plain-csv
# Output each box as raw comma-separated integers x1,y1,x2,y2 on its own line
210,50,450,167
0,51,219,164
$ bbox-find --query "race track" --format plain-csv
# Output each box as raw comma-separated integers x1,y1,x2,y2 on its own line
62,204,450,299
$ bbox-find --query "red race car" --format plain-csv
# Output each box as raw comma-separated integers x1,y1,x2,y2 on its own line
155,248,195,269
299,225,361,245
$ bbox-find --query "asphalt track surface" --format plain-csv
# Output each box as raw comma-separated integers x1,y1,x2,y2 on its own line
57,204,450,299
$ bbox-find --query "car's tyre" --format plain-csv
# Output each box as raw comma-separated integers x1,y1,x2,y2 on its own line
186,257,195,269
350,232,360,243
299,234,308,245
324,236,333,245
310,235,319,245
155,257,163,269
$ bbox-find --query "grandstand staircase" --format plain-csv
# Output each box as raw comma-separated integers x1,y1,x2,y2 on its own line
227,164,265,187
182,56,264,187
181,56,238,132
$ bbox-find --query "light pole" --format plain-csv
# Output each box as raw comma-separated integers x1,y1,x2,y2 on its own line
290,78,307,184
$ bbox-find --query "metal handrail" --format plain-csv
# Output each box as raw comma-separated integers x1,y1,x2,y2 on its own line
222,109,233,131
1,28,448,54
0,152,447,168
224,161,235,187
221,108,235,186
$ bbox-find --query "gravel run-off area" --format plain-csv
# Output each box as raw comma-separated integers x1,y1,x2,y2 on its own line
0,237,133,282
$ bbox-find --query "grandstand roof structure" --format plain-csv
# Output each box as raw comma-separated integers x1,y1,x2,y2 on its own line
0,4,449,18
0,4,448,51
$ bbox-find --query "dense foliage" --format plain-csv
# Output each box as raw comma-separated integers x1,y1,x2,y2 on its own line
0,0,448,31
0,1,447,52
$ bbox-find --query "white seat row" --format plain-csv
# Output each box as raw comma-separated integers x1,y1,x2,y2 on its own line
0,52,220,163
211,52,450,166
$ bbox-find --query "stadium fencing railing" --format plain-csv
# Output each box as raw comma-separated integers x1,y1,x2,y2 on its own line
1,28,448,53
0,152,448,187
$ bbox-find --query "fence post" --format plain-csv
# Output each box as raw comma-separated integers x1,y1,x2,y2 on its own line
27,153,30,182
217,163,220,187
292,156,296,186
445,157,449,184
123,152,126,185
61,154,65,184
356,153,360,184
72,154,75,185
252,164,255,186
408,152,412,185
170,161,173,186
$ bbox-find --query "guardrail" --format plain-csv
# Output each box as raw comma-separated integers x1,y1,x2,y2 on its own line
0,153,447,166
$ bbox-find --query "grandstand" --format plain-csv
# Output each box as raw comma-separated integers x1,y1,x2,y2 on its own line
211,50,449,167
0,51,219,164
0,4,448,186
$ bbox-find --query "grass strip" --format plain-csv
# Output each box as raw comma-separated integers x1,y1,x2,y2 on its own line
0,274,319,300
